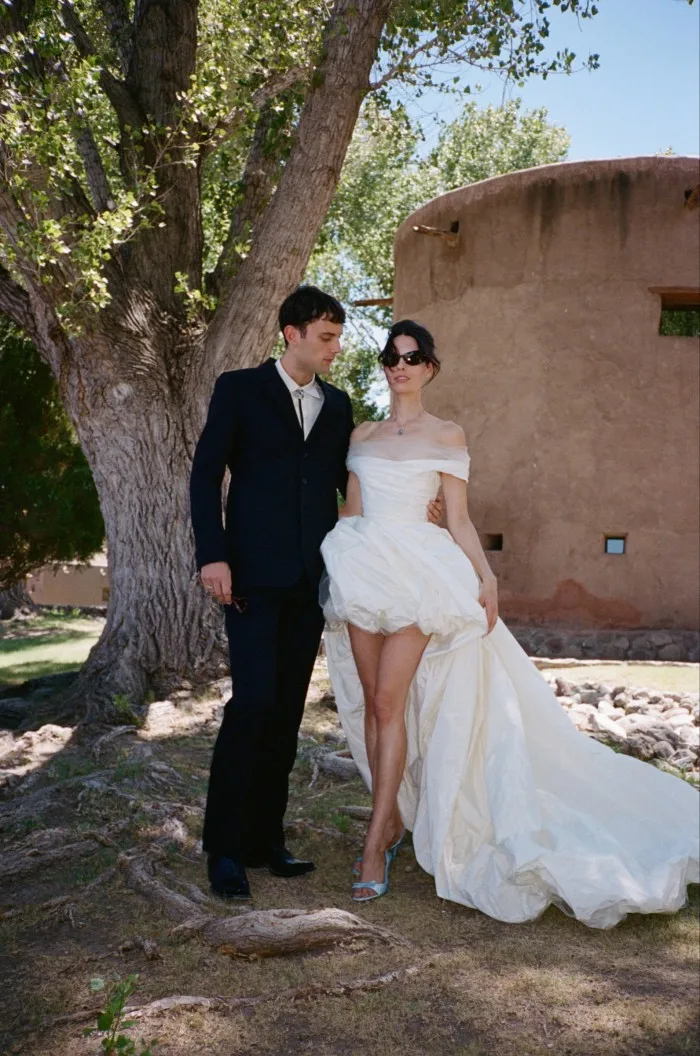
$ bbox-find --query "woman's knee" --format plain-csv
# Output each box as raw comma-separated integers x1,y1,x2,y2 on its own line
372,688,402,727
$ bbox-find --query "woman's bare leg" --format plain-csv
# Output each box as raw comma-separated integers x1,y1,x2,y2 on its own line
354,626,429,897
348,624,382,777
348,624,403,844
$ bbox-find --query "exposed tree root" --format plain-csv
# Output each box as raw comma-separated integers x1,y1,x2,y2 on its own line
91,725,139,760
0,864,118,924
319,750,359,780
118,850,209,925
126,953,448,1018
43,954,448,1030
159,865,212,906
190,906,409,958
120,849,409,958
334,805,373,821
118,934,162,960
308,758,320,788
0,769,114,830
0,822,128,883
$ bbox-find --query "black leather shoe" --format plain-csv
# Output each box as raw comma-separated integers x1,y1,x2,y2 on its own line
207,854,251,899
243,846,316,878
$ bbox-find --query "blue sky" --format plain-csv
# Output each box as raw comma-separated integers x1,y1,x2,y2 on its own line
405,0,700,160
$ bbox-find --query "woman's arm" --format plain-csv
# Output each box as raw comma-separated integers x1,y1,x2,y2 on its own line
340,471,363,517
438,423,498,632
441,473,498,633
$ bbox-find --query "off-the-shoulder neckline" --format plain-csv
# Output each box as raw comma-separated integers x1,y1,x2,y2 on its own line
349,438,469,458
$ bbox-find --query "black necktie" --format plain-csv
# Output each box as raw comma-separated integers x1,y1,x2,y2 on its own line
295,390,305,435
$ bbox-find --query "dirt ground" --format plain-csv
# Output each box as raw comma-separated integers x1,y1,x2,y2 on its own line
0,646,698,1056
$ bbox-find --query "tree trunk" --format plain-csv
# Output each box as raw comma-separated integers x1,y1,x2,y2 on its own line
0,582,36,620
60,314,228,720
1,0,395,721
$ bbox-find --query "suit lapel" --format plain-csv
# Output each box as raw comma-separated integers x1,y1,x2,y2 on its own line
260,358,304,438
305,377,335,447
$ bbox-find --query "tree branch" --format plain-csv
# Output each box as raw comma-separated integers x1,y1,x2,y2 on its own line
95,0,134,76
75,125,115,213
369,10,478,92
60,2,145,131
205,0,394,376
205,66,310,158
208,104,290,299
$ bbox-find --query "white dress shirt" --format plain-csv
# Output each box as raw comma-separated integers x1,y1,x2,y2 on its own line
275,357,324,439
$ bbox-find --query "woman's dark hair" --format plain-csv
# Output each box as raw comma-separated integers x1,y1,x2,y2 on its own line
380,319,441,380
279,285,345,342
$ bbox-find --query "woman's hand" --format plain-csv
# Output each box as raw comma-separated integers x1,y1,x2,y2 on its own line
426,493,445,526
478,575,498,634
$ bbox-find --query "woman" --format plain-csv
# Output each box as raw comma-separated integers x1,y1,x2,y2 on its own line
320,319,699,927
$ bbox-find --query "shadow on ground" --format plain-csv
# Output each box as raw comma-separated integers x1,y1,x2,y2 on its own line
0,658,698,1056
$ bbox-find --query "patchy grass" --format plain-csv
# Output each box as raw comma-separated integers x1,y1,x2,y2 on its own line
0,656,697,1056
0,614,104,688
536,661,699,694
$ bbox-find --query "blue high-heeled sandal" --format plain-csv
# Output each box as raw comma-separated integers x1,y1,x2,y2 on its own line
351,848,392,903
352,829,406,877
389,828,406,861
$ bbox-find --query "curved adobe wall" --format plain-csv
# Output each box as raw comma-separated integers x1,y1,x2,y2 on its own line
394,157,700,628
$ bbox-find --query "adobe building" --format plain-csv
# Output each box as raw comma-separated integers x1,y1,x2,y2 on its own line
394,156,700,632
25,550,109,608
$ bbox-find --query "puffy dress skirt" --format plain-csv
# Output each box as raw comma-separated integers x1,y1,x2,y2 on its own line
320,445,699,928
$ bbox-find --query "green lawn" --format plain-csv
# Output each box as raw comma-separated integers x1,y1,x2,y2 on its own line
0,614,103,688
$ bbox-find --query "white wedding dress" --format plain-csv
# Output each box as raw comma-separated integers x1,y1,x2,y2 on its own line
320,438,699,929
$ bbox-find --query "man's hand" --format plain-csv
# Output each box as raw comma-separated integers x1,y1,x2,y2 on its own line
478,575,499,634
200,561,233,605
427,493,445,527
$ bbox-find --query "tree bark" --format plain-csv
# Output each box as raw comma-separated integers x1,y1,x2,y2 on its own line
54,301,228,718
0,582,35,620
1,0,394,718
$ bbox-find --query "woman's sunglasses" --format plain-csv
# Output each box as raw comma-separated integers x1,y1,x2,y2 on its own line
379,349,427,368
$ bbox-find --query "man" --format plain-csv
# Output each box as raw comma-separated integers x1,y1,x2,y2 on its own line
190,286,352,898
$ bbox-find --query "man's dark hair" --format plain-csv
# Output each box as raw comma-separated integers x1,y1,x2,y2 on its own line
380,319,441,380
279,285,346,343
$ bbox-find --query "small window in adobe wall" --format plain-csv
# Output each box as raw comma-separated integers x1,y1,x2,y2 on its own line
484,533,503,552
654,288,700,337
604,535,626,555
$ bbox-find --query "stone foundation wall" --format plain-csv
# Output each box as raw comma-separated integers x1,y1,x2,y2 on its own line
510,625,700,663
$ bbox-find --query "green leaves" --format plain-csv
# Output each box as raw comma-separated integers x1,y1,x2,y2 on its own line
0,318,105,590
83,973,157,1055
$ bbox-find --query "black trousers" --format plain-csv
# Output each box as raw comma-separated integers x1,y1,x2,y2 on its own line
202,576,325,857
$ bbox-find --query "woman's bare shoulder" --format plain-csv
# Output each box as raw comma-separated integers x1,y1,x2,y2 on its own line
423,417,467,448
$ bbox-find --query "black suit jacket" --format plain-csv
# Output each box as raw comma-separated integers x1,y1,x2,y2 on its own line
189,358,354,590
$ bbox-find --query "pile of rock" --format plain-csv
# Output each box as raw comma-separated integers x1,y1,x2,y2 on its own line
543,675,700,778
